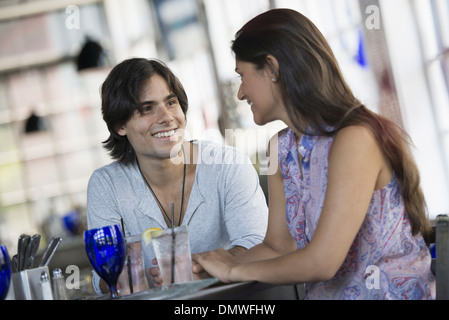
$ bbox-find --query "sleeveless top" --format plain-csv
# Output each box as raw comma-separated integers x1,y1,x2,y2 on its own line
278,127,435,299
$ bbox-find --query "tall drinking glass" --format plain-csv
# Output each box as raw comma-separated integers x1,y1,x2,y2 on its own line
0,245,11,300
151,225,193,285
84,225,126,298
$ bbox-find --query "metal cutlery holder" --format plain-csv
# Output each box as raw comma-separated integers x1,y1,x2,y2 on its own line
10,266,53,300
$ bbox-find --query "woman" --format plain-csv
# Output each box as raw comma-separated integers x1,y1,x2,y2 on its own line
193,9,435,299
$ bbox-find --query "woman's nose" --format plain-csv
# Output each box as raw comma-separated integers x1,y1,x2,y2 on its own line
237,84,245,101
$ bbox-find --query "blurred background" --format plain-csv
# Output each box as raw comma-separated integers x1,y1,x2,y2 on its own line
0,0,448,297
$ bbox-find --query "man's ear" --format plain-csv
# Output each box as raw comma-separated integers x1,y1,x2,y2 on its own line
116,126,127,136
265,54,280,81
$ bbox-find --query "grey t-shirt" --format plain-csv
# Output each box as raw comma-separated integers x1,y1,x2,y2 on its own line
87,141,268,292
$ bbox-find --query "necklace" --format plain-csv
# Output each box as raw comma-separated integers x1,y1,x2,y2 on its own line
139,144,187,227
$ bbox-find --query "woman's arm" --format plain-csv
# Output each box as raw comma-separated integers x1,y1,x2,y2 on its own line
192,134,295,277
194,125,389,284
234,134,296,263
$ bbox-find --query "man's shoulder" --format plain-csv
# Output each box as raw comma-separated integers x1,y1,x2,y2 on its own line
90,160,137,182
194,140,250,165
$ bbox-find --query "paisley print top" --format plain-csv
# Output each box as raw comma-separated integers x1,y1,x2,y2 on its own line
278,127,435,299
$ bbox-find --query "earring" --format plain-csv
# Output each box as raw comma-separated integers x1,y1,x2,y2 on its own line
271,78,277,82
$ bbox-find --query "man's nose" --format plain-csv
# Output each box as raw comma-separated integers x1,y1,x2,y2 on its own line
156,105,173,123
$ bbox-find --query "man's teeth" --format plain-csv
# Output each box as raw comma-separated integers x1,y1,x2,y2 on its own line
153,130,175,138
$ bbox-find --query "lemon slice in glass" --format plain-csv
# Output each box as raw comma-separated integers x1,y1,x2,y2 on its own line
142,227,163,245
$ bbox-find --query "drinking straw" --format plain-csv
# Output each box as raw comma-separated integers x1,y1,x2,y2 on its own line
171,203,175,285
121,218,133,293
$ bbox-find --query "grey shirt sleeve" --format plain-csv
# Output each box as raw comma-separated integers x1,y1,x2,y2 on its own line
219,148,268,249
86,170,123,230
86,169,127,295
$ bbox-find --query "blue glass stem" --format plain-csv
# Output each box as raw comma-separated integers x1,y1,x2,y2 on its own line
109,283,120,299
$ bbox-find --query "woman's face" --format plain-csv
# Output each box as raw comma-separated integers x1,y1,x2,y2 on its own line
235,59,287,126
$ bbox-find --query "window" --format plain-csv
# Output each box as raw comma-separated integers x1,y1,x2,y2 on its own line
413,0,449,199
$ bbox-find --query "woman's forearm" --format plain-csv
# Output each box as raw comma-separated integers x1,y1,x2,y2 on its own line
234,242,285,263
230,246,330,285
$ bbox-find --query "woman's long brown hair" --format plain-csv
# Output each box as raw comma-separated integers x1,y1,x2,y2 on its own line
232,9,430,238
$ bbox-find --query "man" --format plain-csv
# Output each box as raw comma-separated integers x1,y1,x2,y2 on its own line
86,58,268,293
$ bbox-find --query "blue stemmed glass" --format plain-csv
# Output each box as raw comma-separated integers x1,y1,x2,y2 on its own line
84,225,126,299
0,245,11,300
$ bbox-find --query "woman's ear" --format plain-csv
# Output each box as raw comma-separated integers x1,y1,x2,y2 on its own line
265,54,280,82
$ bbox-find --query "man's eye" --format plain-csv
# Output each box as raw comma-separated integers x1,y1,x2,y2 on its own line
140,105,152,114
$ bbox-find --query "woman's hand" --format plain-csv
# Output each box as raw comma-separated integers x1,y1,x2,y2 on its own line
192,258,212,280
150,257,213,286
192,248,238,283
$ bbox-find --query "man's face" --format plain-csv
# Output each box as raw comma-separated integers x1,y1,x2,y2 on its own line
117,74,186,161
